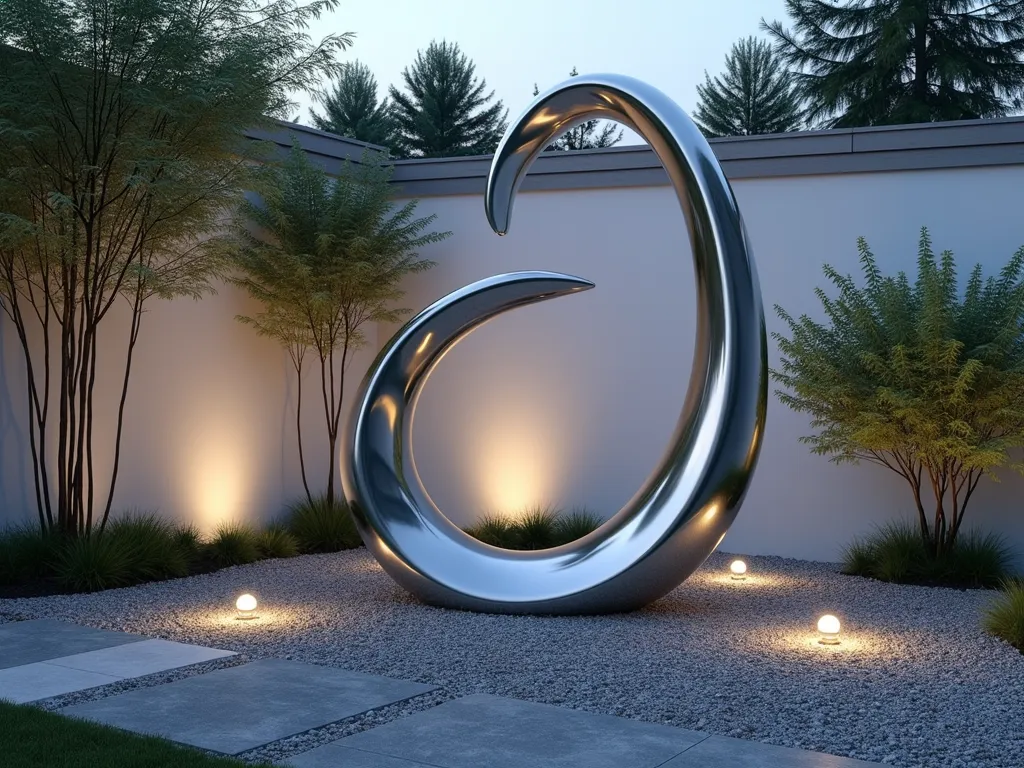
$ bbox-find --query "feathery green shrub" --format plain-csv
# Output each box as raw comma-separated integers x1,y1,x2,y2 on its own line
774,230,1024,556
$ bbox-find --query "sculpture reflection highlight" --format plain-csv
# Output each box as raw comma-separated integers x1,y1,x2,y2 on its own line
341,74,768,615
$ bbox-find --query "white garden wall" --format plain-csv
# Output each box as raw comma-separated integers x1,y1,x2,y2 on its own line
2,118,1024,565
0,284,377,535
394,165,1024,565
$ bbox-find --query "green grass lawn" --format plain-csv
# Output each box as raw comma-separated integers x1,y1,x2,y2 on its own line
0,700,275,767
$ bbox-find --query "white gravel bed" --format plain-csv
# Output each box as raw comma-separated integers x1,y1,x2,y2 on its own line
2,550,1021,768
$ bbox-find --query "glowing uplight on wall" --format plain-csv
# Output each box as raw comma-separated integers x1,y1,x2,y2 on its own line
185,422,254,535
473,407,561,515
817,614,841,645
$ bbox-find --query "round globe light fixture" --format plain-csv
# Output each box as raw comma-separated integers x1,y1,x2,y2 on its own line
235,593,258,620
817,614,841,645
729,560,747,580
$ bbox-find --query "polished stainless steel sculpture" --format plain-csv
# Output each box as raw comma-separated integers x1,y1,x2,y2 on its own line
341,74,767,615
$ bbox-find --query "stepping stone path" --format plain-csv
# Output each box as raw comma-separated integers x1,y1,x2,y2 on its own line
1,619,881,766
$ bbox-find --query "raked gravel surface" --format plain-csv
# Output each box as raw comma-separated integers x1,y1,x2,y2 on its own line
2,550,1022,768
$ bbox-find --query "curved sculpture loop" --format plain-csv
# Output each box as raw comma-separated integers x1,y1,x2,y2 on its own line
341,74,768,615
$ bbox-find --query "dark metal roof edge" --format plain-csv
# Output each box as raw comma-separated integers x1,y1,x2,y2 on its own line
244,119,387,163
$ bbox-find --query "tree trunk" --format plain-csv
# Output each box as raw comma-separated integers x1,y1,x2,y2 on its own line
293,350,312,504
912,8,929,105
100,286,145,531
327,338,350,510
320,348,335,506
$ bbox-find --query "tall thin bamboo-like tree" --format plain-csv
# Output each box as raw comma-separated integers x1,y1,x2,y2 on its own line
389,40,508,158
230,145,448,504
532,68,624,150
694,37,804,137
763,0,1024,128
310,61,395,149
0,0,351,535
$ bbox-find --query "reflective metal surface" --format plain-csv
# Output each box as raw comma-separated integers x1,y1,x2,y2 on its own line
341,74,767,615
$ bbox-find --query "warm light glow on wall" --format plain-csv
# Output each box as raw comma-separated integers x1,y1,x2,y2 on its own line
473,409,559,515
185,427,252,535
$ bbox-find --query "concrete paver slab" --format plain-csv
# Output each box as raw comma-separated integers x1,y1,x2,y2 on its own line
663,735,882,767
61,659,437,755
0,619,144,669
45,638,235,678
331,694,706,768
0,662,121,704
288,744,434,768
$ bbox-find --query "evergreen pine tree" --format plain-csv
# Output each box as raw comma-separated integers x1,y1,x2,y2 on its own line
694,37,803,138
763,0,1024,128
310,61,395,149
389,40,507,158
532,67,624,150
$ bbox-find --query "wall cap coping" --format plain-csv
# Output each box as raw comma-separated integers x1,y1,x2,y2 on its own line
253,115,1024,195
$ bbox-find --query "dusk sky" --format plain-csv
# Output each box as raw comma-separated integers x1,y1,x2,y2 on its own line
299,0,793,144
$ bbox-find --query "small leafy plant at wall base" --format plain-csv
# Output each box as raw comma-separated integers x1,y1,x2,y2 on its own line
985,580,1024,652
842,522,1013,588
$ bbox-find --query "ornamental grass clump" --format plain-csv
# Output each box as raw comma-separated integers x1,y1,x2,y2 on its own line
512,506,560,550
286,495,361,553
774,229,1024,558
842,521,1012,588
206,522,261,567
106,513,189,582
256,526,300,559
0,526,61,585
464,514,515,548
172,523,204,567
464,506,604,550
52,535,133,593
985,580,1024,652
552,508,604,545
